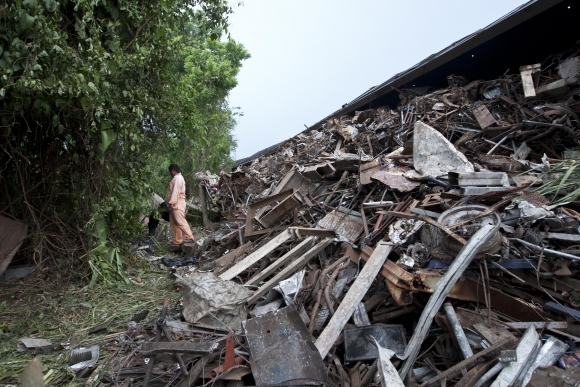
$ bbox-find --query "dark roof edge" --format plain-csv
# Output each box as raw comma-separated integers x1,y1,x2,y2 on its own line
307,0,564,131
233,138,288,168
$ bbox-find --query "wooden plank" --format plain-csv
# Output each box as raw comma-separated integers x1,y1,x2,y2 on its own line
245,236,316,286
519,64,540,98
315,242,394,358
247,238,333,305
473,323,516,345
505,321,567,330
219,230,292,281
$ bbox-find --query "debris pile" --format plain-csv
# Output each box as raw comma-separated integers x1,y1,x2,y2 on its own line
18,49,580,387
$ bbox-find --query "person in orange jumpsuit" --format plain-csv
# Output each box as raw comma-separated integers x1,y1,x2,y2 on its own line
166,164,195,245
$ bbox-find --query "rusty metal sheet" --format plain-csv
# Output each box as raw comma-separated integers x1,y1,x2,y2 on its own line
317,211,363,243
380,259,548,322
0,215,28,277
415,270,549,321
371,170,420,192
473,105,497,129
385,279,414,306
360,161,380,185
243,305,326,386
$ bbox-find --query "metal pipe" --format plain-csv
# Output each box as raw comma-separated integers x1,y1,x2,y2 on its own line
512,238,580,262
444,303,474,359
472,362,503,387
398,222,499,379
486,135,509,155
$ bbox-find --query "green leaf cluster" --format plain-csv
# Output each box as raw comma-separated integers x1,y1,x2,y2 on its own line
0,0,248,283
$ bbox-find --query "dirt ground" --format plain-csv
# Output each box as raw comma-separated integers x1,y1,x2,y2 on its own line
0,257,176,386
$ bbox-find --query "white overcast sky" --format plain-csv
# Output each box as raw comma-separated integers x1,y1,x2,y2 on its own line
226,0,528,160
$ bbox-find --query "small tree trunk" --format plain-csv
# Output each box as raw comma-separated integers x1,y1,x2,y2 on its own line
199,183,210,227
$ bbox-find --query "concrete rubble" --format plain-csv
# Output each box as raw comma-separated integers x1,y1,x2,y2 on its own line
43,26,580,387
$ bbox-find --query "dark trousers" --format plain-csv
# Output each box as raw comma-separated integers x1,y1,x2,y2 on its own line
148,202,170,235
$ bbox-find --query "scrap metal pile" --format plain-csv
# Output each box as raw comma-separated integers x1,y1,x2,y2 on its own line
106,51,580,386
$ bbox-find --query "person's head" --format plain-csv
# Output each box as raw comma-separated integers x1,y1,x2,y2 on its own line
168,164,181,177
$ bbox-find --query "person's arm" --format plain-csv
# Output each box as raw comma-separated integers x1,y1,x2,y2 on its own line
168,177,180,208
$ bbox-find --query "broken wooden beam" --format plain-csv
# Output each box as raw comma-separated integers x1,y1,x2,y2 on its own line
247,237,333,305
245,236,316,286
315,241,394,358
220,229,293,281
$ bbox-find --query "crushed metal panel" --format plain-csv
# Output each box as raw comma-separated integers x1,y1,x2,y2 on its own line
520,336,568,386
318,210,363,243
473,105,497,129
179,271,252,330
372,170,420,192
302,163,336,181
243,305,327,386
257,193,302,228
0,216,28,277
245,189,297,237
272,168,316,196
344,324,407,362
558,56,580,83
536,79,569,97
413,121,474,176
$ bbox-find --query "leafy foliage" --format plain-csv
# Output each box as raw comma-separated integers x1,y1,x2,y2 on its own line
0,0,248,282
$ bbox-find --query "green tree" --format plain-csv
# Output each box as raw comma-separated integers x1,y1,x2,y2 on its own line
0,0,247,284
